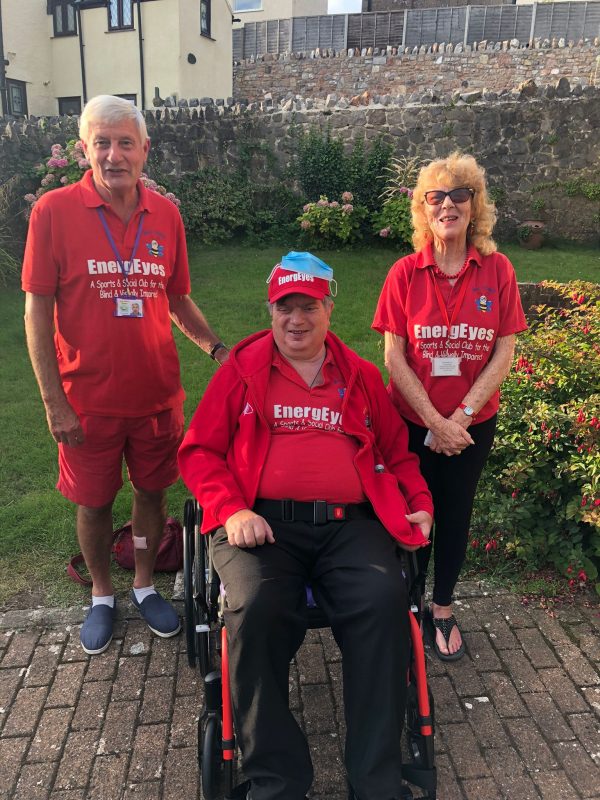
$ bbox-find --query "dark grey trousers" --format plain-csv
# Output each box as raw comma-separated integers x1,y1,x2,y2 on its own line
212,516,410,800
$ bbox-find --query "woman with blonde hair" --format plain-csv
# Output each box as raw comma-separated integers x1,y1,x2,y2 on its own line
373,152,527,660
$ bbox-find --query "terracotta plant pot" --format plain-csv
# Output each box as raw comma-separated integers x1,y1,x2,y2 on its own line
517,220,546,250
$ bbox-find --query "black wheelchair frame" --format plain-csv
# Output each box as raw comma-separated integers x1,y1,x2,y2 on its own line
183,498,437,800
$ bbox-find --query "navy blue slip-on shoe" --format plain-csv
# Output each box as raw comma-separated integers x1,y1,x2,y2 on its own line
80,601,116,655
130,590,181,637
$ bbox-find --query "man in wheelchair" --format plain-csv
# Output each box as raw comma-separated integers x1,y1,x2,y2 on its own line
178,254,433,800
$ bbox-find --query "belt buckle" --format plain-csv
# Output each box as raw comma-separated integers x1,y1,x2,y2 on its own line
313,501,328,525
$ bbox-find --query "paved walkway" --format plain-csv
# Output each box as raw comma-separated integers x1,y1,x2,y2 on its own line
0,581,599,800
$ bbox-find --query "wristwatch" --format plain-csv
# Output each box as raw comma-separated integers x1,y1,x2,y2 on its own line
458,403,476,418
209,341,227,361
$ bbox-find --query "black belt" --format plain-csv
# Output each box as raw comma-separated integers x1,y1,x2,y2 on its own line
254,499,375,525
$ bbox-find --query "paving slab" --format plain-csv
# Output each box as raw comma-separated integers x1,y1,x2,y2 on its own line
0,583,598,799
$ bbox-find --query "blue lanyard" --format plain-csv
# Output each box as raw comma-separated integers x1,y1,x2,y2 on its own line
96,208,146,290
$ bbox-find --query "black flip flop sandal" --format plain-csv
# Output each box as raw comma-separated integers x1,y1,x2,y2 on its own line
424,607,466,662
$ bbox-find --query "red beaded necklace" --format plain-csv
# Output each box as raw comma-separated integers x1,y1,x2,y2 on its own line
431,254,470,281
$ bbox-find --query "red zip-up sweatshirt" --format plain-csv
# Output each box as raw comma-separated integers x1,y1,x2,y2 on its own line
178,330,433,547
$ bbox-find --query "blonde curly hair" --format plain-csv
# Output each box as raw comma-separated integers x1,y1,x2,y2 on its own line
411,152,497,256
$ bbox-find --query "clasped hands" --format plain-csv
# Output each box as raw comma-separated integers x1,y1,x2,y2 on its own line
427,409,474,457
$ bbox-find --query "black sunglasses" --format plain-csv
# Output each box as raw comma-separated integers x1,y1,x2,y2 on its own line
424,188,474,206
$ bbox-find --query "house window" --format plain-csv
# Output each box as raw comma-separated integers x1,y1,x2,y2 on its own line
7,80,27,116
108,0,134,31
116,94,137,105
234,0,262,11
200,0,211,37
58,96,82,116
53,1,77,36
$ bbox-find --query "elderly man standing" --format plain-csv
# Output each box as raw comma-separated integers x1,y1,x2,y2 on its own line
22,95,229,655
178,254,433,800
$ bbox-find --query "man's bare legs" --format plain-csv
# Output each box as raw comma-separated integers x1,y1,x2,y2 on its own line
131,487,166,589
77,502,114,597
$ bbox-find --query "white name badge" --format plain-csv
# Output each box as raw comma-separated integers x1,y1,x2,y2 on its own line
114,297,144,318
431,356,461,377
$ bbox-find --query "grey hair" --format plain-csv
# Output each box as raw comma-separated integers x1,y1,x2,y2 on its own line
79,95,148,143
266,295,334,316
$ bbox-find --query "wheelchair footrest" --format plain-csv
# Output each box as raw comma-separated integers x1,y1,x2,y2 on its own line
401,763,437,793
225,779,250,799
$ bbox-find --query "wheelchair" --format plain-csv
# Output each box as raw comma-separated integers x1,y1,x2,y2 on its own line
183,498,437,800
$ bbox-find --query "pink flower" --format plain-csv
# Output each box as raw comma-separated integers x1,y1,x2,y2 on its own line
341,203,353,214
594,498,600,507
329,201,340,208
40,174,56,186
341,191,353,202
379,227,391,238
60,176,69,185
24,193,36,203
51,144,63,156
77,158,90,169
165,192,180,206
578,569,587,582
317,198,329,207
303,203,312,212
300,220,312,230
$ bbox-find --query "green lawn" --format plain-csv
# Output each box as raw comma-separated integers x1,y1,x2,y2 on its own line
1,240,598,606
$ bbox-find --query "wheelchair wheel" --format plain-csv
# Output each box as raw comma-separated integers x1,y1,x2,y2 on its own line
183,499,197,669
195,523,219,677
195,523,210,676
201,714,223,800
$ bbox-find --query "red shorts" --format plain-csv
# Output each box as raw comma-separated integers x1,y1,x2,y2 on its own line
57,406,185,508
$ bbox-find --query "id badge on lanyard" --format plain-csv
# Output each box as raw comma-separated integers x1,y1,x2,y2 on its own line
429,266,472,378
97,209,146,318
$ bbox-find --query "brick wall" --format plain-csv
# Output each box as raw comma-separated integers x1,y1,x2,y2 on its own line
234,42,600,103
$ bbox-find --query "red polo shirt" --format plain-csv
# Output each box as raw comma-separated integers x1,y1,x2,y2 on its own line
372,243,527,424
257,348,367,502
22,170,190,417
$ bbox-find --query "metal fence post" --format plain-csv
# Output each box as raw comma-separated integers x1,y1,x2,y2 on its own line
464,4,470,46
402,8,407,49
530,3,538,43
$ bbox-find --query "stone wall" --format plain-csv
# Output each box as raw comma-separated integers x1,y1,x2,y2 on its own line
1,78,599,244
233,41,600,103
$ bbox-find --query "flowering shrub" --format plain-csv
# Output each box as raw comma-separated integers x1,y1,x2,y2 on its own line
297,192,368,246
24,140,179,217
371,189,413,245
469,281,600,595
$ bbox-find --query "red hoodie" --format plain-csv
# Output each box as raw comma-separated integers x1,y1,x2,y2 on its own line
178,330,433,547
